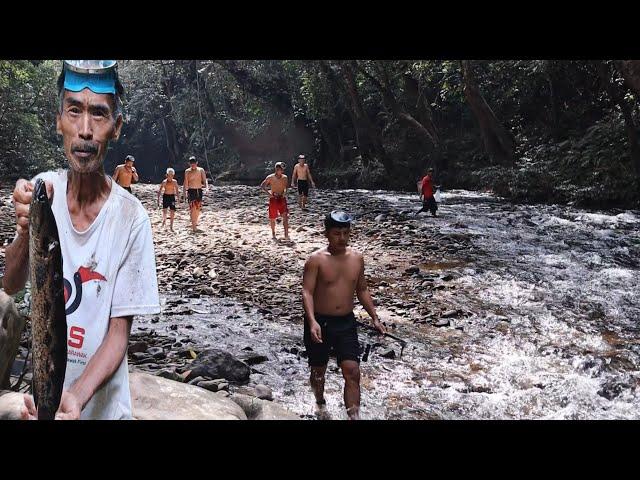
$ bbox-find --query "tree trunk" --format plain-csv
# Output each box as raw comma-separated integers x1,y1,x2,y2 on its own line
597,61,640,179
337,62,392,172
0,292,25,390
545,60,560,139
460,60,515,165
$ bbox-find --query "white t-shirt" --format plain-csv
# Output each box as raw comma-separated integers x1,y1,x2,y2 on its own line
32,170,160,419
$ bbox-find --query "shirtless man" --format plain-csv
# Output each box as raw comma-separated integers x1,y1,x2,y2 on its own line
291,154,316,210
157,167,181,231
183,156,208,233
302,211,386,420
112,154,138,193
260,161,289,240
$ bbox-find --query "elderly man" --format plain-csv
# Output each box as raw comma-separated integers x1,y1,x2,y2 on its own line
3,60,160,420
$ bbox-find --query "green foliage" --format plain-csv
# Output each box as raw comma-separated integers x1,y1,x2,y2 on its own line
0,60,62,180
1,59,638,208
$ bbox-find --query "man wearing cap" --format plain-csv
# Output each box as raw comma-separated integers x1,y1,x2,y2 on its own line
291,154,316,210
260,161,290,240
302,211,386,420
3,60,160,420
112,154,138,193
183,156,208,233
157,167,181,232
418,167,437,216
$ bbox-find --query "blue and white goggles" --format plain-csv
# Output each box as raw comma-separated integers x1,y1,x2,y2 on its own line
63,60,118,94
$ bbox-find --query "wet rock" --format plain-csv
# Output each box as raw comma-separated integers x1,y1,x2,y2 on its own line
228,393,299,420
128,341,148,354
255,384,274,401
380,349,396,359
130,372,246,420
186,348,251,384
147,346,166,359
433,319,450,327
197,379,228,392
597,381,632,400
240,354,269,365
404,266,420,274
154,369,184,382
187,376,207,385
441,310,460,319
130,352,149,361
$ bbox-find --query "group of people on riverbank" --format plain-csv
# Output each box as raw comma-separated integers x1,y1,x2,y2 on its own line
2,60,425,421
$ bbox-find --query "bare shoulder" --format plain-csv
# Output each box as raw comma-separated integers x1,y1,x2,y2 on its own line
306,248,327,265
160,179,167,185
282,174,288,180
347,247,364,261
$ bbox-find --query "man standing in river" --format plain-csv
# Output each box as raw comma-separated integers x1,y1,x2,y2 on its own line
291,154,316,210
418,167,437,216
157,167,181,232
260,161,290,240
183,156,208,233
302,211,386,420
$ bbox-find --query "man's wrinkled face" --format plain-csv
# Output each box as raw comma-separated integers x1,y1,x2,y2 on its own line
56,89,122,174
326,226,351,249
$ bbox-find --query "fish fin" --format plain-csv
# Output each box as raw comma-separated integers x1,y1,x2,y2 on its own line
32,380,39,409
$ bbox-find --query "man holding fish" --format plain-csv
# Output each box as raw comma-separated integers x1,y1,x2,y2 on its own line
3,60,160,420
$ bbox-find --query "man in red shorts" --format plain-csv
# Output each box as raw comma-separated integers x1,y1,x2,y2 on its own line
260,161,290,240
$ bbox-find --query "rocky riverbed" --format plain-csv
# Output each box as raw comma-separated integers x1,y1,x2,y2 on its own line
2,181,640,419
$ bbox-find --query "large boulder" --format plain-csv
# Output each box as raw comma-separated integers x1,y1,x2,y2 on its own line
0,292,25,389
0,391,24,420
130,372,247,420
185,349,251,384
229,393,300,420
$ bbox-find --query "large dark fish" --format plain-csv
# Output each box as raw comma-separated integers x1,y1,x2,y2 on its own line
29,178,67,420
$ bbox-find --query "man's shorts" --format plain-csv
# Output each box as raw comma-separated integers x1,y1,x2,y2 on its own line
162,194,176,211
188,188,203,210
297,180,309,196
422,195,437,214
268,195,288,219
303,312,360,367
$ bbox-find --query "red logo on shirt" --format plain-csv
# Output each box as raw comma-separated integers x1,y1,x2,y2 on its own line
63,266,107,315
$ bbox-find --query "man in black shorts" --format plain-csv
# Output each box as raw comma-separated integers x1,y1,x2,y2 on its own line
302,211,386,420
291,154,316,210
183,156,208,233
157,167,181,231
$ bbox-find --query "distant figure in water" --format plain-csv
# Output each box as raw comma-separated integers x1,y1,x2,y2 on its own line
418,167,437,216
183,156,207,233
157,167,181,232
112,154,138,193
302,211,386,420
260,161,289,240
291,154,316,210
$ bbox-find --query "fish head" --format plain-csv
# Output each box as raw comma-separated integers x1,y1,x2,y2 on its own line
29,179,59,255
